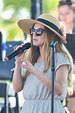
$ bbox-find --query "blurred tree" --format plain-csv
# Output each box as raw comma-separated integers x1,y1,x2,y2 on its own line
0,0,59,41
2,0,30,21
44,0,59,13
3,0,59,16
3,0,30,13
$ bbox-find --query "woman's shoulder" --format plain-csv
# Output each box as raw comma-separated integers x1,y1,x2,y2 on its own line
55,52,70,64
55,52,64,58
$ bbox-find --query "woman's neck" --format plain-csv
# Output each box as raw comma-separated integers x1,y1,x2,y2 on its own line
37,56,44,63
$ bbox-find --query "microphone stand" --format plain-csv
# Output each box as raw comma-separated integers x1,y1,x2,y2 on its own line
49,41,58,113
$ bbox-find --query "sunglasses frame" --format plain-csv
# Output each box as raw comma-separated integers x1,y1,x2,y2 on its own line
30,28,45,36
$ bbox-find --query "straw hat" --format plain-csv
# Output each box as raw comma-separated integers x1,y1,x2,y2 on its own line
18,13,66,43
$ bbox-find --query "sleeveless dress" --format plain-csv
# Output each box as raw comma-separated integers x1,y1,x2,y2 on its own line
20,53,71,113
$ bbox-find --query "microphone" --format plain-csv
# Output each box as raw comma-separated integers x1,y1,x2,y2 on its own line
5,42,31,61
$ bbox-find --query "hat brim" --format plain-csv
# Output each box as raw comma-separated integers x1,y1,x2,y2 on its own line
18,19,67,44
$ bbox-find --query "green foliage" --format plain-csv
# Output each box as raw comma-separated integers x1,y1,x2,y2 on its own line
1,0,59,41
3,0,31,11
0,18,24,41
44,0,59,13
3,0,59,13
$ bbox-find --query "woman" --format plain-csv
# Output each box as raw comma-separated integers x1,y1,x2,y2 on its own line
12,13,73,113
58,0,74,35
58,1,75,113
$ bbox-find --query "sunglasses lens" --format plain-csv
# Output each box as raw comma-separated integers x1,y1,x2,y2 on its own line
30,28,45,36
36,29,42,36
30,29,35,35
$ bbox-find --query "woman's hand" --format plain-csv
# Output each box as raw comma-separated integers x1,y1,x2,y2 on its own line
67,87,73,96
21,58,36,74
15,44,26,64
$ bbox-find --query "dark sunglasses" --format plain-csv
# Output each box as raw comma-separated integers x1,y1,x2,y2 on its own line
30,28,45,36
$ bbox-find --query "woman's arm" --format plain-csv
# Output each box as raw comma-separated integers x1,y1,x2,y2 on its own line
34,65,68,96
12,45,26,93
21,59,68,96
12,62,24,93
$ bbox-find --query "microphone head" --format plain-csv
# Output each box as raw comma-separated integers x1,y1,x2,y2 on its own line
24,42,31,49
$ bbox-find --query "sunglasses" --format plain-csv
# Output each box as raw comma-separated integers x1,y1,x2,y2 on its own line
30,28,45,36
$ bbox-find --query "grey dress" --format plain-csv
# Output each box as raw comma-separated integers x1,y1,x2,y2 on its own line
20,53,71,113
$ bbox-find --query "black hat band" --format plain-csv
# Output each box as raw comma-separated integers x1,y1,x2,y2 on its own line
37,18,63,36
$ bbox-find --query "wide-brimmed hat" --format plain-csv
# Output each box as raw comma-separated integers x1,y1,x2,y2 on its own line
17,13,66,43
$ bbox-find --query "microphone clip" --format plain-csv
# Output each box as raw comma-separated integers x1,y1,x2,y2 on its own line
49,41,58,47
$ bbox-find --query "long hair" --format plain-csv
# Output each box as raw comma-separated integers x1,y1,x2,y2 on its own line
23,27,73,84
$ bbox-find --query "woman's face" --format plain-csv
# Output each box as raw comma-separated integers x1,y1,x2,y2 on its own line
58,5,73,24
31,23,47,47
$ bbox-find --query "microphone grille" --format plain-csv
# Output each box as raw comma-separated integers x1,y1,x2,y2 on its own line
24,42,31,49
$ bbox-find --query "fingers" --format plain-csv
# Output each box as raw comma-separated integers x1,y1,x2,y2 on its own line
68,92,72,96
15,44,27,60
21,58,30,70
67,87,73,96
21,62,27,68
